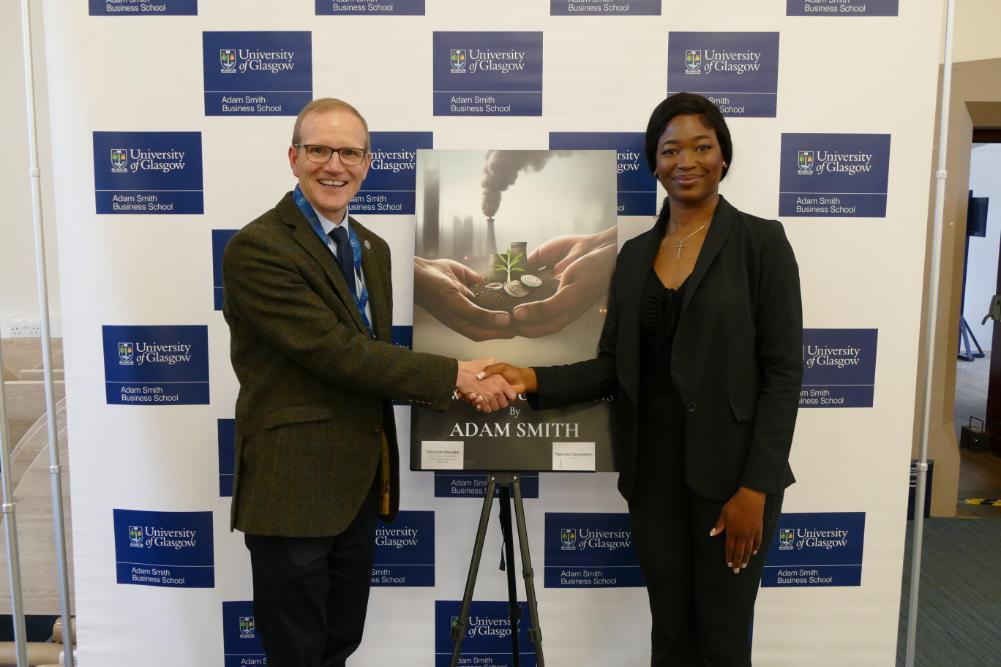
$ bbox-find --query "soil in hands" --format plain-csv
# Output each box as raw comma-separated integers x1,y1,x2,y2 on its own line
470,269,559,313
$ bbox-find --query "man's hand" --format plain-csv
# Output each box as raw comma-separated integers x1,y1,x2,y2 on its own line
415,257,514,341
512,227,616,338
481,362,538,394
456,359,517,413
709,487,767,574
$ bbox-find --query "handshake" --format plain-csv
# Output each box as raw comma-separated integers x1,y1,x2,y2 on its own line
455,360,539,413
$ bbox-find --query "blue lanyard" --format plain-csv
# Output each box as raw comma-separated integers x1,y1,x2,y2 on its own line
293,186,372,333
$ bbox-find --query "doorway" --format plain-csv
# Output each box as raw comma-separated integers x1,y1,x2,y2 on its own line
955,132,1001,518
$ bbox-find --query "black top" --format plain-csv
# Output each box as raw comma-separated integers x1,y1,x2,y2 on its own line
635,268,688,498
639,269,686,397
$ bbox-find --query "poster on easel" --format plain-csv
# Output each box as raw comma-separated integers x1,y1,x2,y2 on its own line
410,149,618,472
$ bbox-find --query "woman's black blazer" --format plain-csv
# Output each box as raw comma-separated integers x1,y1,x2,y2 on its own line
533,195,802,501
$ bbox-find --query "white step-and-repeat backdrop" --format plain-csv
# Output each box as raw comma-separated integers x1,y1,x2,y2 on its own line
44,1,940,664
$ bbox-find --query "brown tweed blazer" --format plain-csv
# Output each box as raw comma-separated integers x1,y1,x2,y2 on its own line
222,192,457,537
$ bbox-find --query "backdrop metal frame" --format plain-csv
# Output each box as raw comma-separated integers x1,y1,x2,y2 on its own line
905,1,956,665
18,1,75,665
0,347,29,666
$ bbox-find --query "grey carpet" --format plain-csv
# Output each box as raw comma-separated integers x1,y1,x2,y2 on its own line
897,518,1001,666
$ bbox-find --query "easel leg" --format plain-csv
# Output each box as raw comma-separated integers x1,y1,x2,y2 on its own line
498,485,521,666
450,475,498,667
512,476,545,667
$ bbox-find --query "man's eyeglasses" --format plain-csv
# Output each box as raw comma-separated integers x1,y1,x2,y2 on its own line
294,144,368,166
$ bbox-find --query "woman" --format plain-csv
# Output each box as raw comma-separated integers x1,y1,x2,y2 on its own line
484,93,802,665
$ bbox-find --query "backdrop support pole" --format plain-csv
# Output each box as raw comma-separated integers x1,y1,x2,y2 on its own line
905,0,956,664
19,1,75,665
0,348,29,667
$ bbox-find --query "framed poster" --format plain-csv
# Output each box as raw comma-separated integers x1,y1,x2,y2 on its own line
411,149,619,472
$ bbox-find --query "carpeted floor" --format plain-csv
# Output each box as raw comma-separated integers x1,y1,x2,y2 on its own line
953,354,1001,518
897,332,1001,664
897,517,1001,666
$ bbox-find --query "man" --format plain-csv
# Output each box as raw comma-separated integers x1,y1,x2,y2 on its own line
222,97,513,666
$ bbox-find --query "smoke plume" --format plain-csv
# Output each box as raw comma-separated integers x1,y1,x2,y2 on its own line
481,150,564,217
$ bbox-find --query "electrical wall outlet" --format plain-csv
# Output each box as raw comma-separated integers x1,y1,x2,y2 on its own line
6,318,41,338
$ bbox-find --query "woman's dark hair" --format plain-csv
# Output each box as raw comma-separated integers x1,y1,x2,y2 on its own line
644,93,733,178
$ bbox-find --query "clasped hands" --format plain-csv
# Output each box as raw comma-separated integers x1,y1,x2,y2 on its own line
416,227,616,341
454,361,537,413
455,359,515,413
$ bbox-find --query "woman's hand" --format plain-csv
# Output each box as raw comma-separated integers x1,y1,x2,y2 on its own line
480,363,538,394
710,486,766,574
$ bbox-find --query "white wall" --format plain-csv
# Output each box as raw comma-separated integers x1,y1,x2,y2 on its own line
0,2,59,336
951,0,1001,63
962,144,1001,351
